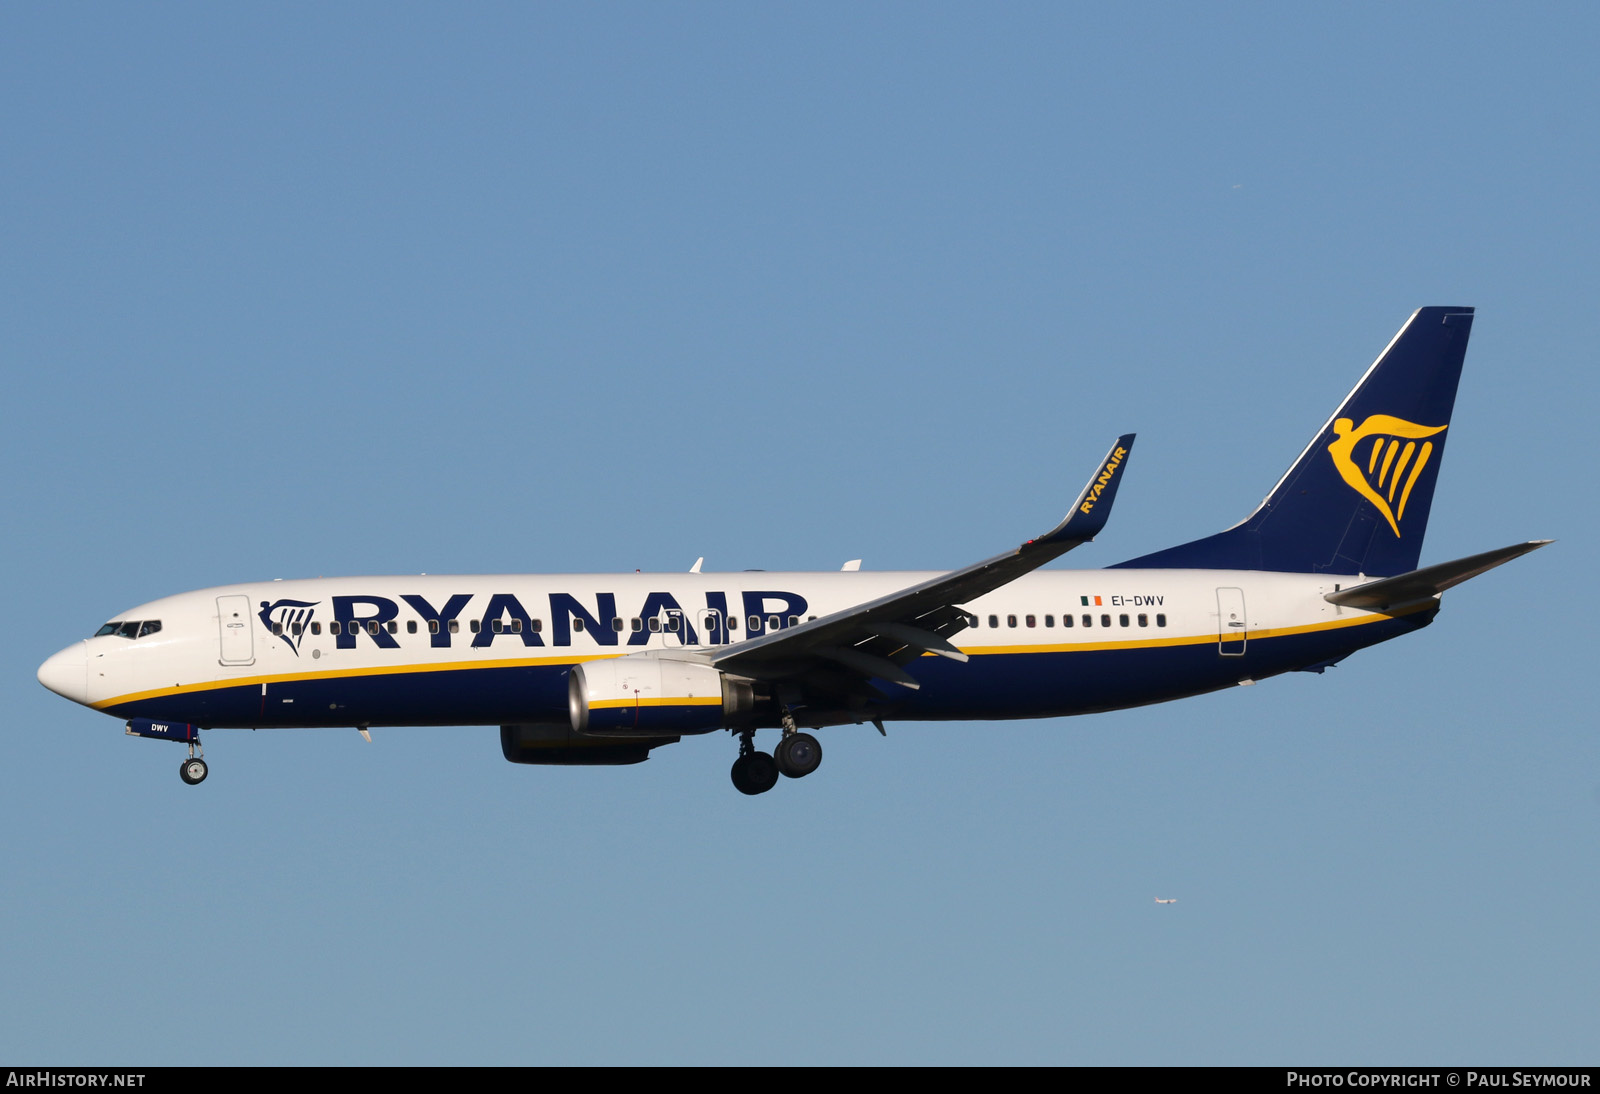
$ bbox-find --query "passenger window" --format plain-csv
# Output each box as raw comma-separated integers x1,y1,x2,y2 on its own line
291,622,303,636
470,620,481,633
612,618,624,632
1101,614,1111,628
1063,614,1073,628
492,620,503,634
988,615,999,628
407,620,418,634
368,621,380,636
572,618,585,633
330,621,342,635
788,616,798,627
748,615,760,630
631,618,643,632
272,622,284,636
649,617,661,632
1119,614,1129,627
448,620,459,634
312,622,321,635
428,620,439,634
1082,615,1092,627
530,619,542,632
726,616,737,631
1156,614,1167,628
511,619,523,633
1138,614,1148,627
1044,615,1054,628
666,615,680,632
1025,615,1036,628
767,615,780,630
387,620,398,634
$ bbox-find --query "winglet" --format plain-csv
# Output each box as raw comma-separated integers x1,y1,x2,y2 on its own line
1032,434,1136,547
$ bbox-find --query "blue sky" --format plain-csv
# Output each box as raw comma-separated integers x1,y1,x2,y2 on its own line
2,3,1594,1064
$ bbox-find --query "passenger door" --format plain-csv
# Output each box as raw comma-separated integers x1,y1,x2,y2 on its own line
217,595,255,665
1216,587,1247,656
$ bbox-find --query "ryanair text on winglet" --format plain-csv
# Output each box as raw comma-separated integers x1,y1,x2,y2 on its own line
1078,446,1127,515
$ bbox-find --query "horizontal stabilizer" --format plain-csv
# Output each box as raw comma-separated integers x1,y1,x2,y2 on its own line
1324,540,1551,612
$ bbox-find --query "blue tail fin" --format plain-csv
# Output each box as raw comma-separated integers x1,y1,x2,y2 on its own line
1113,306,1475,576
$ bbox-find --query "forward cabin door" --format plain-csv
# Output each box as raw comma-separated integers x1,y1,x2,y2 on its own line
1216,587,1247,656
217,595,255,665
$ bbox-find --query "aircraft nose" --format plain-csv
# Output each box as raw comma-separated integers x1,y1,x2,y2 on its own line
38,643,89,705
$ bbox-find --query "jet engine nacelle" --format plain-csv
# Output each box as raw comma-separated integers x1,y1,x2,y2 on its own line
500,723,679,766
569,655,754,736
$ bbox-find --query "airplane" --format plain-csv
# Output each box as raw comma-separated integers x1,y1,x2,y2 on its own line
1154,899,1178,905
36,306,1548,795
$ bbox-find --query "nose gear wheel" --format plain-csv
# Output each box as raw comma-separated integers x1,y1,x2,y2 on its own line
179,740,208,785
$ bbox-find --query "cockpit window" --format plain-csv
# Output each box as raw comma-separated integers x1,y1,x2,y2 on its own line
94,620,163,639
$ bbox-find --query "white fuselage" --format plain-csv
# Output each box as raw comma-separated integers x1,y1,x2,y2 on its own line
39,567,1424,731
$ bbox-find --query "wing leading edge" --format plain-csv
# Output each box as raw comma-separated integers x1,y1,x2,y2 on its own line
711,435,1135,691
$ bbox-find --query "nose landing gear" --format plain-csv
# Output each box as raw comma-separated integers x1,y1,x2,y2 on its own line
178,739,208,785
125,720,210,785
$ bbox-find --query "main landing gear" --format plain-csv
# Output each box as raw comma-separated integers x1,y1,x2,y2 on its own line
729,714,824,796
730,737,778,795
775,732,822,778
178,740,208,785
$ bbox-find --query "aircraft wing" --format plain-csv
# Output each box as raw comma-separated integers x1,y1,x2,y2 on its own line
711,435,1135,690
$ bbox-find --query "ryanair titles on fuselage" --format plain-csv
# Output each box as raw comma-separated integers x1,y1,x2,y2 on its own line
259,588,813,655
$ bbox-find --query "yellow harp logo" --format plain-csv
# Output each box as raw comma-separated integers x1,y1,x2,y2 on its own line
1326,415,1447,537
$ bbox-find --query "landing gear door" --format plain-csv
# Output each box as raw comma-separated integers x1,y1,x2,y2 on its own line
217,594,255,666
1216,587,1247,656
